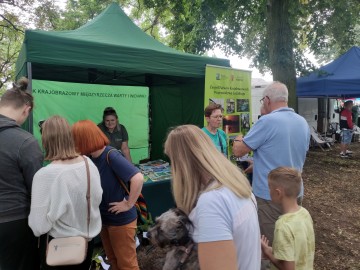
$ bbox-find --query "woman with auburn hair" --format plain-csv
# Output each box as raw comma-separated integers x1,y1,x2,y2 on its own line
28,116,103,270
164,125,261,270
72,120,143,270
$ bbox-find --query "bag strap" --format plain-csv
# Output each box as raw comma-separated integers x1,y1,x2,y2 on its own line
82,156,91,240
106,148,130,195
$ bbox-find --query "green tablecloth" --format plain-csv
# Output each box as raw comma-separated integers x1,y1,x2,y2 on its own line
142,179,175,219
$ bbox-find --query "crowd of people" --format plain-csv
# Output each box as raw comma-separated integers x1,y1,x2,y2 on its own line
0,78,142,270
0,78,315,270
201,81,314,269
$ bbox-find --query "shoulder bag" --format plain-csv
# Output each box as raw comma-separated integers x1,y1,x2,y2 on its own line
46,156,91,266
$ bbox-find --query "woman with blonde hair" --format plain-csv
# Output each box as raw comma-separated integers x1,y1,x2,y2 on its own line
164,125,261,270
28,115,103,270
72,120,143,270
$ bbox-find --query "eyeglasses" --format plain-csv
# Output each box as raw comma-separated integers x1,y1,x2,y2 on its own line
260,96,269,104
211,115,223,119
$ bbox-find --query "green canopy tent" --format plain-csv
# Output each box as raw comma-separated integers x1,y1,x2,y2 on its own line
16,3,230,217
16,3,230,160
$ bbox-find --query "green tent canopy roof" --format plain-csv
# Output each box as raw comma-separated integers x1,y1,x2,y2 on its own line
16,3,230,81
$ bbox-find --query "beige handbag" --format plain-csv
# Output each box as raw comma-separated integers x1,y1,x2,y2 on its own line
46,156,91,266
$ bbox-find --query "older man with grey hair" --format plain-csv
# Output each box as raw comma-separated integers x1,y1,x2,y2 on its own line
233,81,310,250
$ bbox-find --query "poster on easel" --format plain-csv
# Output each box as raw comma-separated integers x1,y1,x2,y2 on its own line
204,65,252,157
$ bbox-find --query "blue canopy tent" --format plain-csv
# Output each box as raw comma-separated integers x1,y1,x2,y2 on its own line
297,46,360,98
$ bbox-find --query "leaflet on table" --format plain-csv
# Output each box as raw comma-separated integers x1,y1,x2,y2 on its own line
136,159,171,182
138,159,169,167
140,164,169,171
142,170,172,182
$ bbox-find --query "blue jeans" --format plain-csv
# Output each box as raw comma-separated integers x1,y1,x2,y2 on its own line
341,129,352,144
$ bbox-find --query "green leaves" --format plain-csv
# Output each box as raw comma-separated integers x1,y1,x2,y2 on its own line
0,9,24,90
1,0,359,95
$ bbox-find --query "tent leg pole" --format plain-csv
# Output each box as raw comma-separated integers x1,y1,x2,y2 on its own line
27,62,33,134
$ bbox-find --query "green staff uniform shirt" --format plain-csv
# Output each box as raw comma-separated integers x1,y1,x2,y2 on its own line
98,123,129,150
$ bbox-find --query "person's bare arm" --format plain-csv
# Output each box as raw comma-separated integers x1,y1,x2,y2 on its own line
109,172,143,214
198,240,237,270
232,135,251,157
261,235,295,270
268,257,295,270
276,261,295,270
121,141,132,163
244,160,253,174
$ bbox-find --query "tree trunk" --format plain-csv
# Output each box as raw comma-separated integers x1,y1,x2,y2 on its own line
266,0,297,111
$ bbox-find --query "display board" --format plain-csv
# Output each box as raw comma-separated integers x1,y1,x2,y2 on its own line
32,80,149,163
204,65,252,156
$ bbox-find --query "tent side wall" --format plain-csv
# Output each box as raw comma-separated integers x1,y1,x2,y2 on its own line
150,79,205,160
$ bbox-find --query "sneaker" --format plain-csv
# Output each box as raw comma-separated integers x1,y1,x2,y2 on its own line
346,150,353,154
340,153,349,158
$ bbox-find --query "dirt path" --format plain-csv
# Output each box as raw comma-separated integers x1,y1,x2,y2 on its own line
303,142,360,269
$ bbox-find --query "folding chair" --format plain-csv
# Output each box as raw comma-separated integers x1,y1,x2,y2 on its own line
309,126,333,151
350,125,360,142
353,125,360,135
326,122,340,141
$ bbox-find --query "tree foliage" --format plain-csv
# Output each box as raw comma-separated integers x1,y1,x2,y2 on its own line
1,0,359,104
0,0,29,91
0,12,23,89
124,0,360,108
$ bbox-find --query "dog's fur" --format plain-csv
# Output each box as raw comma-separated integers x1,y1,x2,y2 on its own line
146,208,199,270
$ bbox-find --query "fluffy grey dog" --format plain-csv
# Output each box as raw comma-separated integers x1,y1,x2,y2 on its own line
146,208,199,270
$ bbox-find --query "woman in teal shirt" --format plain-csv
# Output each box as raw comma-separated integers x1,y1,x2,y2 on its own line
202,103,227,156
